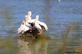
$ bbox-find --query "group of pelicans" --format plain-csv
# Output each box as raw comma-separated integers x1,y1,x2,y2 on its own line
17,11,48,35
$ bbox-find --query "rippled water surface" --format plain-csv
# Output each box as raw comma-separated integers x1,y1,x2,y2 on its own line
0,0,82,54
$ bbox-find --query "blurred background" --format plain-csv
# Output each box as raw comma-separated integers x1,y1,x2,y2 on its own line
0,0,82,54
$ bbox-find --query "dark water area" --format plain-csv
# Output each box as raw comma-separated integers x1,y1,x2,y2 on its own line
0,0,82,54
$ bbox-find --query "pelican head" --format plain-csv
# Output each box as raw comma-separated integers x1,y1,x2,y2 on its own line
25,11,32,18
36,15,39,20
34,15,39,23
28,11,32,17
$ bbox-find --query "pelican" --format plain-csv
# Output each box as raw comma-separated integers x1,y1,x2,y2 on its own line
34,15,42,31
25,11,32,22
34,15,48,31
18,11,32,34
22,11,32,27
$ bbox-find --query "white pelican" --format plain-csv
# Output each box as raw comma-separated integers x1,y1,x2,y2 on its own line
18,11,32,34
25,11,32,22
22,11,32,27
34,15,48,31
33,15,42,32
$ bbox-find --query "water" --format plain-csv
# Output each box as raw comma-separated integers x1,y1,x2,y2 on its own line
0,0,82,54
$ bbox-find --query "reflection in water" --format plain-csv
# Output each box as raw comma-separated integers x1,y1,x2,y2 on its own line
17,33,49,54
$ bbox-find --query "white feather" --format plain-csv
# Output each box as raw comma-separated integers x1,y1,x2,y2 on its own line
18,24,30,34
34,15,42,30
24,11,32,26
38,21,48,31
32,15,48,31
34,15,48,31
